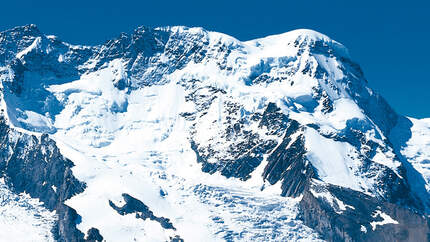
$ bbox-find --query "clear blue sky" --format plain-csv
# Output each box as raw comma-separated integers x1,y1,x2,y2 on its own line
1,0,429,118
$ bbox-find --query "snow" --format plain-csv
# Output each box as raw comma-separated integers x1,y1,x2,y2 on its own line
325,98,365,129
304,128,371,193
309,185,355,214
16,110,55,131
0,181,57,242
370,210,398,231
245,29,349,59
371,148,402,175
401,118,430,192
16,36,42,59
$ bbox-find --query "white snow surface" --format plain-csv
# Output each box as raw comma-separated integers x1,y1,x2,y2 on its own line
305,128,364,191
370,210,399,231
401,118,430,192
0,180,57,242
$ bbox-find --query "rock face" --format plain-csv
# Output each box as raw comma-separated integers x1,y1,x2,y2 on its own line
300,184,430,242
0,115,87,241
0,24,429,241
262,117,312,197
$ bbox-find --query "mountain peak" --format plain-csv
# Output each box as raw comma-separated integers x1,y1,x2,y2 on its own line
253,28,334,43
1,24,42,37
246,28,349,59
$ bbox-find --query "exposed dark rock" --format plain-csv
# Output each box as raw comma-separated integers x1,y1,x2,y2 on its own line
170,235,185,242
316,118,426,212
0,116,87,241
262,120,317,197
258,102,290,136
85,228,104,242
109,193,176,230
190,102,284,180
2,58,27,94
299,183,430,242
0,24,43,65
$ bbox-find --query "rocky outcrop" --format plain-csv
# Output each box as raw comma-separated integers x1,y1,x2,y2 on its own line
85,228,103,242
262,119,316,197
190,102,283,180
0,116,93,241
299,184,430,242
109,193,176,230
109,193,184,241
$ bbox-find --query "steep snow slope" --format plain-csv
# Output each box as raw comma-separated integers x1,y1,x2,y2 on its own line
400,118,430,191
0,24,429,241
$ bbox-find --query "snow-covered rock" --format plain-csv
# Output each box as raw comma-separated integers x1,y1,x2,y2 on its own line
0,24,429,241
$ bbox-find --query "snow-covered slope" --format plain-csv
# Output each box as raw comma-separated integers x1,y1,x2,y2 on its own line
0,24,429,241
0,180,56,242
396,118,430,192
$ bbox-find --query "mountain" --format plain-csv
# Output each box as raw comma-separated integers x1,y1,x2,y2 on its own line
0,24,429,242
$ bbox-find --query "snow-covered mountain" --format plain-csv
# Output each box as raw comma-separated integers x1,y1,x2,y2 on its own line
0,24,429,241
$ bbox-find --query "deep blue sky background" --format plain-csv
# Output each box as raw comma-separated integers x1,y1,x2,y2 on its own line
1,0,429,118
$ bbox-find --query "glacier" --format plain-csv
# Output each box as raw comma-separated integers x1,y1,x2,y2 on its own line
0,24,429,241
